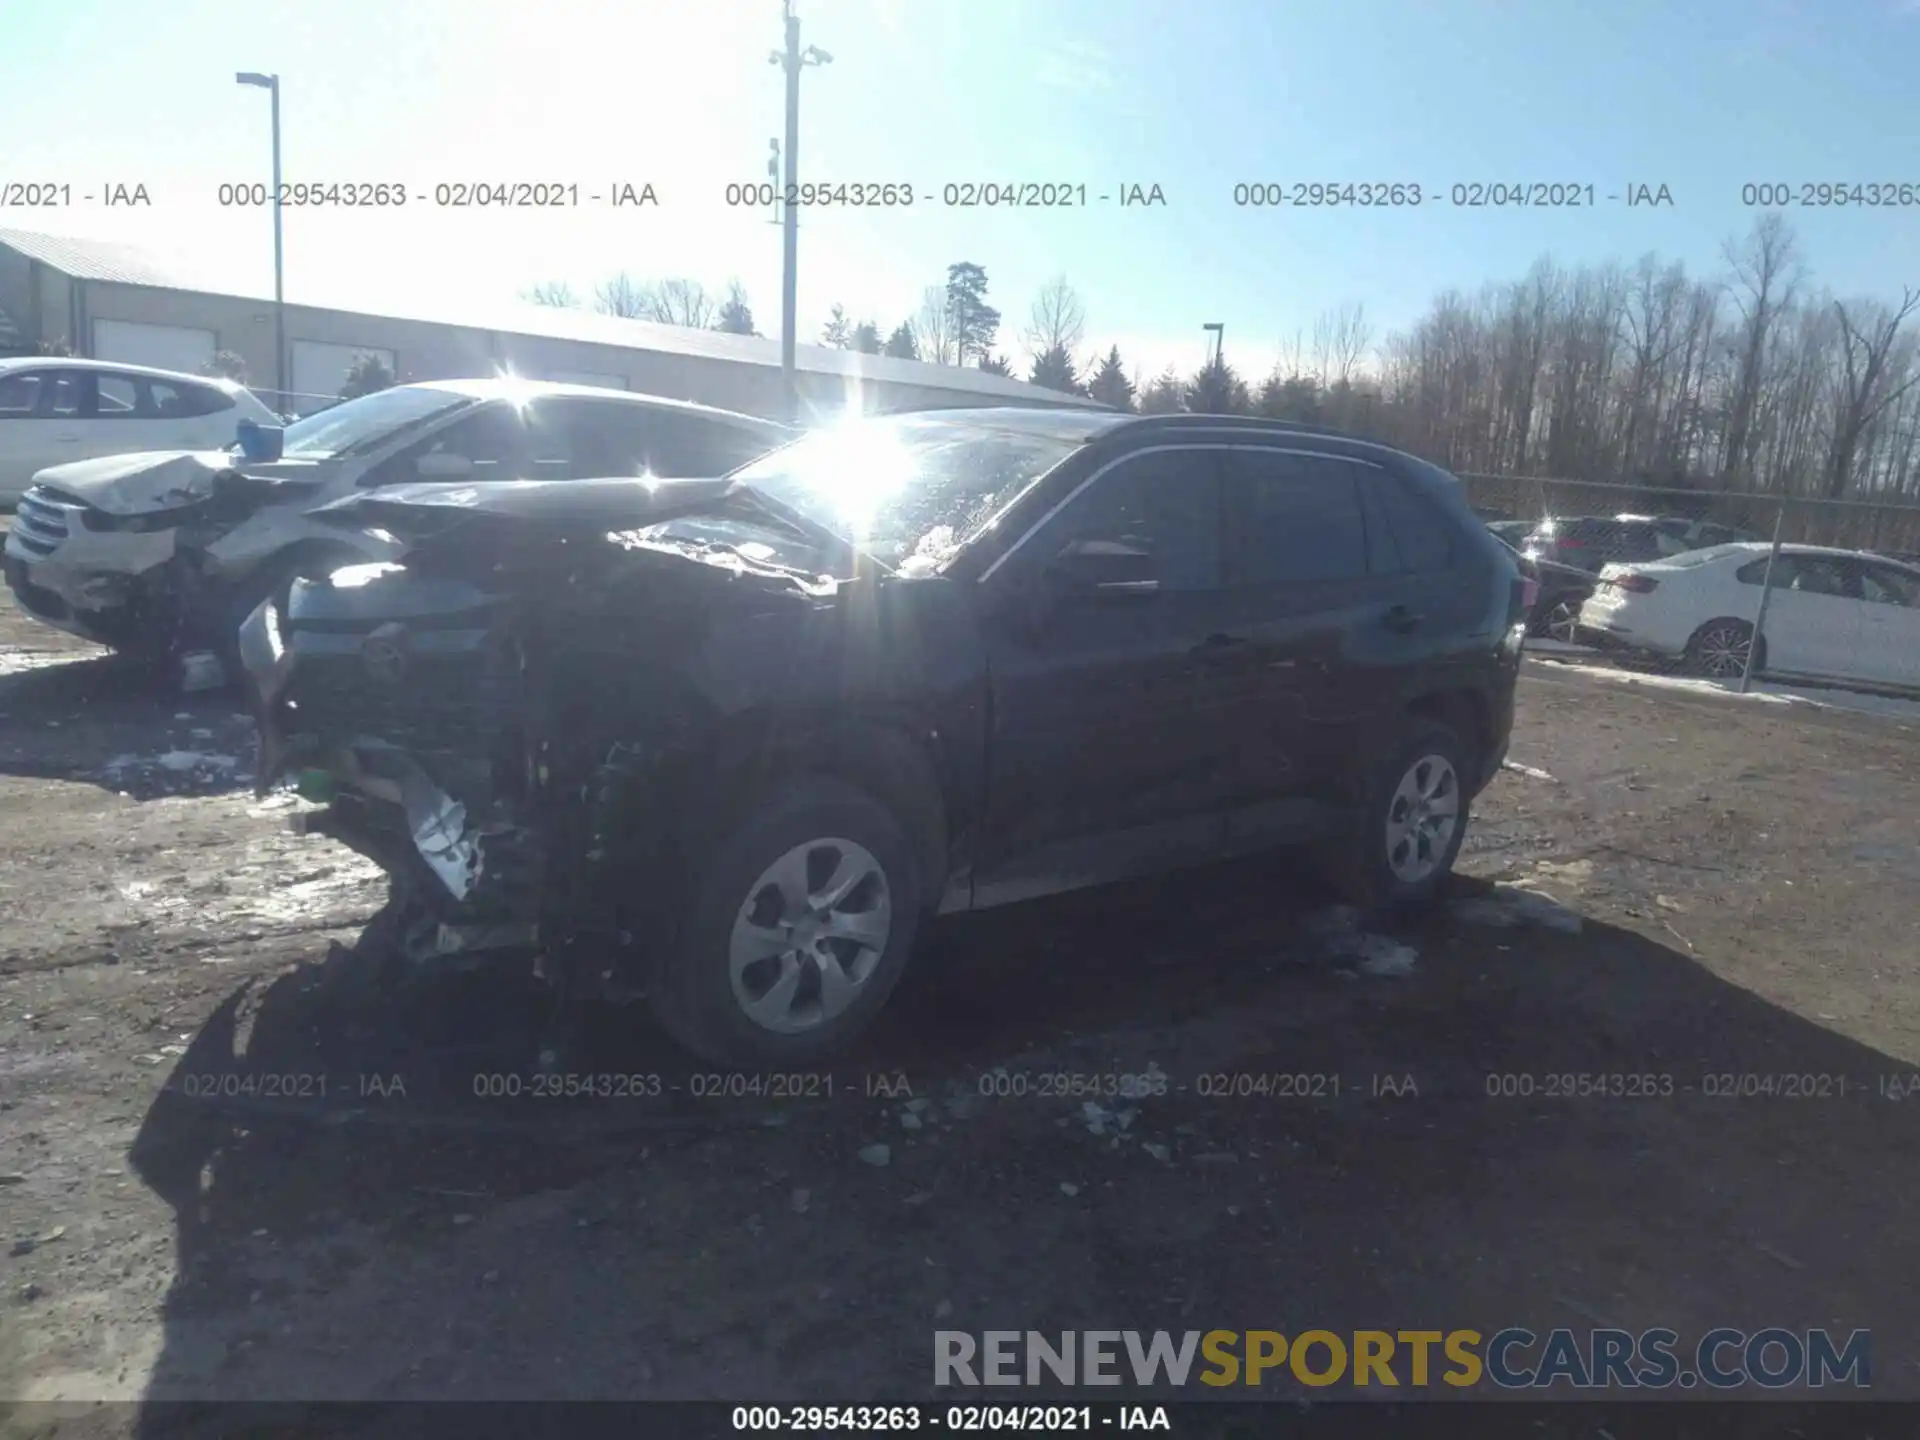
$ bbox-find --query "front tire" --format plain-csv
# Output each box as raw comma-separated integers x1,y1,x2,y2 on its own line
649,777,923,1066
1323,721,1473,913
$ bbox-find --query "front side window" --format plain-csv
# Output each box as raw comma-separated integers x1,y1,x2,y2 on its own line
1221,450,1369,586
423,403,526,474
278,385,474,459
1029,448,1222,592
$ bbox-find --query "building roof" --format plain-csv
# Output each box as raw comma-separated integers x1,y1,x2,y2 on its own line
0,227,1107,410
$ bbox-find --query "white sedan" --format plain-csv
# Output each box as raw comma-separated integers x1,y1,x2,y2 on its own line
1577,542,1920,691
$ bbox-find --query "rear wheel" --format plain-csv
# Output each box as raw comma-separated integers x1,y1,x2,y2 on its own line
1684,618,1764,680
649,777,923,1066
1322,720,1473,913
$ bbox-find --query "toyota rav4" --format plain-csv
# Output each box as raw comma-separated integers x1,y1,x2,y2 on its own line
242,409,1526,1065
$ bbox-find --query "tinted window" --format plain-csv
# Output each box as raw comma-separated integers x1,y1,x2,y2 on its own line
643,416,778,477
1032,449,1221,591
0,371,45,417
45,371,84,418
424,403,526,476
1368,470,1455,572
96,375,140,415
1785,557,1857,598
561,405,775,479
1862,564,1920,608
1738,556,1790,585
1221,450,1368,585
150,379,233,418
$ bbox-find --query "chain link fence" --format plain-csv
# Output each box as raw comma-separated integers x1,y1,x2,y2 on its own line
1462,474,1920,699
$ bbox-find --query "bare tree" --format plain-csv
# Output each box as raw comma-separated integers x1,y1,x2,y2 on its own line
1310,302,1373,387
643,278,716,328
1023,275,1087,362
524,280,579,308
915,285,955,365
593,272,649,319
1823,288,1920,498
1721,213,1802,482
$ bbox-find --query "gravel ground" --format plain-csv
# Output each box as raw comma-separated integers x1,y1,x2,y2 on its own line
2,600,1919,1424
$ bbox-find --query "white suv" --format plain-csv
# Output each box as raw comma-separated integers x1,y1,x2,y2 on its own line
0,357,282,505
3,378,791,661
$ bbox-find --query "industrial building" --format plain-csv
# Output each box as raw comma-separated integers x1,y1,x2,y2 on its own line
0,227,1103,420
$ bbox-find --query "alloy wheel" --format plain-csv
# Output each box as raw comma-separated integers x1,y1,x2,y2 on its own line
1695,622,1751,679
1385,754,1460,884
727,837,893,1034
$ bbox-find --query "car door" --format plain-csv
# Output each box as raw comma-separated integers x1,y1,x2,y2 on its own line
1855,561,1920,687
1212,448,1375,836
1755,555,1867,679
972,445,1239,891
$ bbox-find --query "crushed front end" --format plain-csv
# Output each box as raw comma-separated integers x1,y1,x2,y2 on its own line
244,557,555,970
240,479,842,992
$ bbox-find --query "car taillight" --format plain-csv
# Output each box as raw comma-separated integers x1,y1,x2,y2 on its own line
1611,573,1660,594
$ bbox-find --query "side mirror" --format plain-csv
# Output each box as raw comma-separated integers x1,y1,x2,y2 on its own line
415,451,475,480
1044,541,1160,596
235,418,284,462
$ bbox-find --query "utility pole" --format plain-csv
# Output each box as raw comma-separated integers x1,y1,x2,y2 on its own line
770,1,830,425
1204,322,1224,367
236,72,285,412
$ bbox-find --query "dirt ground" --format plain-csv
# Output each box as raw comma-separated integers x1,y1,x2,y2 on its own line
2,588,1919,1424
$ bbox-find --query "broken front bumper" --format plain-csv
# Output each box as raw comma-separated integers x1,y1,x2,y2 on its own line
240,597,542,960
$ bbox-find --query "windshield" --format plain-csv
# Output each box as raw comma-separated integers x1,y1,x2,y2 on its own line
727,415,1089,572
269,387,474,460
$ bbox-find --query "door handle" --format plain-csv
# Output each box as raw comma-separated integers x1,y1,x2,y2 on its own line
53,433,82,443
1382,605,1422,634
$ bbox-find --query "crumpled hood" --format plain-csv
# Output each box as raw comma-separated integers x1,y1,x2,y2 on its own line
32,450,337,517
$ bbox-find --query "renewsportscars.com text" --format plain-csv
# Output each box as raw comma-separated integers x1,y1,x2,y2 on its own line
934,1328,1871,1390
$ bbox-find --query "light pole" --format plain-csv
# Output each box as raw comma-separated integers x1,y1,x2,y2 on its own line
770,3,831,424
1203,322,1224,367
236,72,285,414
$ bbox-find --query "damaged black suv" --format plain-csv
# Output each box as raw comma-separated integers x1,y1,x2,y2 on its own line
242,409,1526,1065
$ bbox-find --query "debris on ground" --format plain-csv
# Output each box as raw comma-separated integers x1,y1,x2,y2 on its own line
1502,761,1559,783
857,1144,891,1168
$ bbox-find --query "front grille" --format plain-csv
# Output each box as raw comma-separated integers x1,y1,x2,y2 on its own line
11,488,80,557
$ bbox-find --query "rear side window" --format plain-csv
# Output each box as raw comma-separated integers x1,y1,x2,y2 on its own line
96,375,140,414
1221,450,1369,586
1366,470,1455,573
150,379,234,418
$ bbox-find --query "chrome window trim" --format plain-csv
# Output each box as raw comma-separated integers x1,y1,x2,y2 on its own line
975,441,1387,583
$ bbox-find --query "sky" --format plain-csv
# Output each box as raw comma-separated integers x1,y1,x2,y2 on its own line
4,0,1919,385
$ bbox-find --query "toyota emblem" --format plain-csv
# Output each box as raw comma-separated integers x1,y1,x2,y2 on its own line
361,628,410,683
